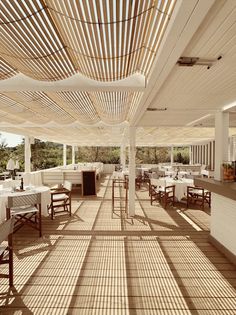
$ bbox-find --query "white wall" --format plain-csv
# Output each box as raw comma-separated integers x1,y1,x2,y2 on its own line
211,193,236,255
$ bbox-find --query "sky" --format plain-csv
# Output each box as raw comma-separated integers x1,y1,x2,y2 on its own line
0,131,23,147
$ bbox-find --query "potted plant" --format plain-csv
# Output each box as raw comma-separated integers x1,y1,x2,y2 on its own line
222,162,234,182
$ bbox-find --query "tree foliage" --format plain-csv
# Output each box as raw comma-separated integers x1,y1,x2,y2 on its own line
0,135,190,172
173,147,189,164
136,147,170,164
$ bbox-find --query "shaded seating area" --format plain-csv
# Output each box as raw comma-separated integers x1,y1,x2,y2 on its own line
187,186,211,210
48,181,72,220
0,218,14,287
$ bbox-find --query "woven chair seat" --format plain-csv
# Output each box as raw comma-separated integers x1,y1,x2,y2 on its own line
52,193,68,201
11,206,39,215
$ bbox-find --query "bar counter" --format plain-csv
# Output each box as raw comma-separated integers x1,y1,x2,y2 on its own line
194,178,236,265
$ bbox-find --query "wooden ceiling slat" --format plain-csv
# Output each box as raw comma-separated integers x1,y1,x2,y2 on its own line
0,0,76,80
128,1,147,75
88,1,105,79
0,0,178,129
74,1,99,78
37,0,176,80
0,57,18,80
101,0,111,80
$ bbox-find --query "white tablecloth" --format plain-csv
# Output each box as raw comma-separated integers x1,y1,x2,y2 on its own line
136,167,150,176
165,178,193,201
150,177,194,201
0,186,50,223
22,171,43,186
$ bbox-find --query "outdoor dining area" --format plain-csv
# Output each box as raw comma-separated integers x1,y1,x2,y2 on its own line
1,0,236,313
1,161,236,314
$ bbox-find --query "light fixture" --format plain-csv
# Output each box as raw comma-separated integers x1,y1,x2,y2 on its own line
146,107,167,111
177,55,222,69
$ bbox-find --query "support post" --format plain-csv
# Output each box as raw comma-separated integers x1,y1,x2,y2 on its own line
24,136,31,173
128,127,136,217
214,112,229,180
189,146,192,164
120,143,126,170
63,144,67,167
72,145,75,165
170,146,174,165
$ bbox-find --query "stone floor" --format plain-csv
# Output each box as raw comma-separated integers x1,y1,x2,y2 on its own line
0,175,236,314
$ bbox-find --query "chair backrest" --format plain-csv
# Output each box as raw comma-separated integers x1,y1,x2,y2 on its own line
7,192,41,208
0,218,14,243
165,185,175,196
156,178,166,188
64,180,72,191
150,178,158,186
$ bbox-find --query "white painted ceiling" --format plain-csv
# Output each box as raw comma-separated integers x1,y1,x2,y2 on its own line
0,0,236,146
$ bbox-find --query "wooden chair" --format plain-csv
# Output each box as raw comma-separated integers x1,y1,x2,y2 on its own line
150,179,166,205
49,181,72,220
162,185,175,209
150,184,161,205
149,178,163,196
0,218,14,286
123,175,144,190
150,181,175,209
187,186,211,210
135,174,143,189
6,193,42,237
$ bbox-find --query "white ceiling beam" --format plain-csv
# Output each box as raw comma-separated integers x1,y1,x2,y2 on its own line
131,0,216,126
0,121,128,128
0,72,146,92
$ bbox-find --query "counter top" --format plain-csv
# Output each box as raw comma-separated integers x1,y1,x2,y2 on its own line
194,178,236,201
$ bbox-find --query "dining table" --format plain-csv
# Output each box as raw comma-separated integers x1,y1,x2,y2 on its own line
0,185,51,223
164,177,194,201
151,177,194,201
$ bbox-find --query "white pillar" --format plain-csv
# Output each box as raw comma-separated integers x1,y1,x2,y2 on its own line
120,143,126,170
24,135,31,173
233,136,236,161
170,146,174,165
189,146,192,164
63,144,67,167
214,112,229,180
229,137,234,161
72,145,75,165
128,127,136,217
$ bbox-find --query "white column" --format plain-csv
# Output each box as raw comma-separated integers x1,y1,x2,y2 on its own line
229,137,234,161
207,143,210,167
189,146,192,164
63,144,67,167
120,144,126,170
214,112,229,180
72,145,75,165
24,135,31,173
128,126,136,217
170,146,174,165
233,136,236,161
